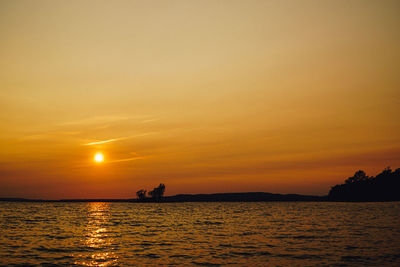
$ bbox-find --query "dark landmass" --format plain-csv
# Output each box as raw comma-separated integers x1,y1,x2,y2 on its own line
328,167,400,201
0,192,326,203
163,192,325,202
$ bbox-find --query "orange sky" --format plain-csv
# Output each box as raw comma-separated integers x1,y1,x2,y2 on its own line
1,0,399,199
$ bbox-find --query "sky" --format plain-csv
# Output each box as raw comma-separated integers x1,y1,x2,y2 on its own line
0,0,399,199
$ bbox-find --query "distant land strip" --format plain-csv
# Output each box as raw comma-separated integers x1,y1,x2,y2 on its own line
0,192,326,203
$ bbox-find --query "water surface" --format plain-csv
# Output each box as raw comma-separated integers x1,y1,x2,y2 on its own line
1,202,399,266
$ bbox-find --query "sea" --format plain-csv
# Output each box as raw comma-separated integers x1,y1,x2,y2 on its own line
0,202,399,266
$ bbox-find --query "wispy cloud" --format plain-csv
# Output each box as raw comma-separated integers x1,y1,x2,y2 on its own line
84,139,118,146
141,118,159,123
82,132,156,146
108,156,146,163
58,114,158,127
19,131,80,141
58,115,132,126
71,155,147,169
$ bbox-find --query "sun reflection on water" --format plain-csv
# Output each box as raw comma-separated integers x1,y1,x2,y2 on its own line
74,202,118,266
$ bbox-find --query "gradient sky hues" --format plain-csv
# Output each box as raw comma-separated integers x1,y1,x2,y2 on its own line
1,0,399,199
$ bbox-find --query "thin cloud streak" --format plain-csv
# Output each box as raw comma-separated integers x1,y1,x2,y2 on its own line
58,115,158,127
108,156,146,163
84,139,117,146
82,132,157,146
58,115,131,126
141,118,159,123
19,131,81,141
71,154,147,169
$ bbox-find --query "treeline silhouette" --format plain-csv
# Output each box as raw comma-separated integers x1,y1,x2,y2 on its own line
328,167,400,201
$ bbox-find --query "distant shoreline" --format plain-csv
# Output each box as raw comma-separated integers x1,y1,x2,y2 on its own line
1,192,324,202
1,192,398,203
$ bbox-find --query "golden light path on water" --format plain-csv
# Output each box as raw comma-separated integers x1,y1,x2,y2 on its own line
74,203,117,266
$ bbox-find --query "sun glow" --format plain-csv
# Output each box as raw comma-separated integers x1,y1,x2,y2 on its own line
94,153,104,163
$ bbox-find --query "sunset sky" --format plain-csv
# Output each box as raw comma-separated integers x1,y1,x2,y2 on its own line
1,0,399,199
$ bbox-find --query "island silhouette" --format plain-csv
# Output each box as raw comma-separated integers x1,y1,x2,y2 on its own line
1,167,398,203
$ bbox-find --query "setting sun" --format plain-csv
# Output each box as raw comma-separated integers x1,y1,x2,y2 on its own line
94,153,104,163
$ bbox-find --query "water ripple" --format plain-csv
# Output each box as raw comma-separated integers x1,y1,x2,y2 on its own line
0,202,399,266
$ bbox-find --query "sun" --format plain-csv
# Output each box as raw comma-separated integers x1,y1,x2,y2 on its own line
94,152,104,163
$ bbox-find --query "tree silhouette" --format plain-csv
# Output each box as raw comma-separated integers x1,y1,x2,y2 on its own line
345,170,368,184
329,167,400,201
136,189,147,200
148,183,165,201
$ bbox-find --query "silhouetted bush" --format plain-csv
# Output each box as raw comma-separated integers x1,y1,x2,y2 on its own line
148,183,165,201
329,167,400,201
136,189,147,200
